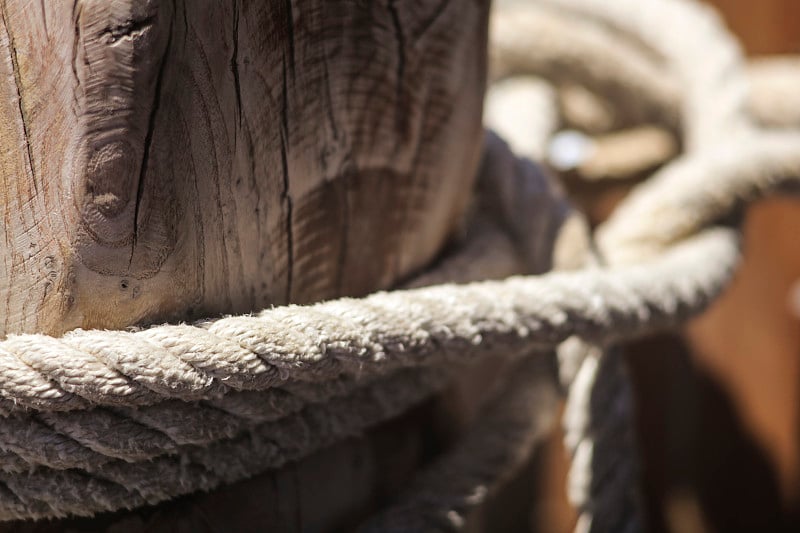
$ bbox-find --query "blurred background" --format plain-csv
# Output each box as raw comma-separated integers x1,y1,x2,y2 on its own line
516,1,800,531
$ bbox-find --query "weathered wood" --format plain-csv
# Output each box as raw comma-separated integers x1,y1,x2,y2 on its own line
0,0,489,336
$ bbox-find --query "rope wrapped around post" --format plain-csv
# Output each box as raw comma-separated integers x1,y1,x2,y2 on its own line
0,136,747,521
0,0,799,528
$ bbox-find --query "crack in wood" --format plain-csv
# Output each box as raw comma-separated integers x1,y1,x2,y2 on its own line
231,0,242,127
130,5,174,268
387,0,406,130
281,55,294,302
71,1,82,95
284,0,296,78
101,15,155,43
1,1,38,195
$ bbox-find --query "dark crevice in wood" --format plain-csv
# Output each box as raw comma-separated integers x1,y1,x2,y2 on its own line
284,0,296,78
280,56,294,302
71,1,82,95
130,6,174,269
180,0,189,49
101,15,155,43
1,2,38,195
412,0,450,42
386,0,406,130
231,0,242,128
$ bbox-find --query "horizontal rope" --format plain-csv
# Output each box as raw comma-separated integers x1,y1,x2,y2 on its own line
0,207,536,473
0,228,737,416
0,129,581,521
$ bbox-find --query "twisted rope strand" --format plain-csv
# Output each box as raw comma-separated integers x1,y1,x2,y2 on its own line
544,0,752,149
359,355,560,532
0,229,736,416
0,368,447,520
490,4,680,130
599,132,800,263
2,0,797,524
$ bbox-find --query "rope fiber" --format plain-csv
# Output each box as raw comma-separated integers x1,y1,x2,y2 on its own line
1,0,799,528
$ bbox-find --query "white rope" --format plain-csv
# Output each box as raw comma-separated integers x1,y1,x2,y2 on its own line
0,228,737,416
1,0,798,526
542,0,752,150
491,2,796,532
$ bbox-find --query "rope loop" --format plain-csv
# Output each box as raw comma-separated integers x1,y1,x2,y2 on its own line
1,0,799,526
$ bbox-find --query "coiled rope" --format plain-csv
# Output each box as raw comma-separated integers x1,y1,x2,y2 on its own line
0,0,799,528
489,1,800,532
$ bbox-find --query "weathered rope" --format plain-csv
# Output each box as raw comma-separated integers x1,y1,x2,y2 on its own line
523,1,784,530
2,0,799,526
0,228,737,416
359,355,561,532
490,3,680,131
0,368,447,520
748,57,800,129
541,0,752,150
492,2,799,532
0,173,741,520
493,2,797,140
599,132,800,263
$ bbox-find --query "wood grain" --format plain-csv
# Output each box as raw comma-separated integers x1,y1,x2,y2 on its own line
0,0,489,336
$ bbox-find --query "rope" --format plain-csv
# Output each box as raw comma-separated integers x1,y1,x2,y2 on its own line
0,152,743,520
541,0,752,150
490,1,798,532
489,4,680,131
0,229,737,417
493,5,800,137
599,132,800,263
0,0,799,526
359,355,560,532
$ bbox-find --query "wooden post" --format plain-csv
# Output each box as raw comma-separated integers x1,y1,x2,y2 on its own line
0,0,489,337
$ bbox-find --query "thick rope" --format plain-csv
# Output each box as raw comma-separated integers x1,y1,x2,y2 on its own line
0,368,447,520
490,4,679,131
1,0,798,525
525,1,784,530
493,2,798,140
0,228,737,418
359,355,560,532
542,0,752,150
748,57,800,129
0,174,742,520
492,2,798,531
599,132,800,264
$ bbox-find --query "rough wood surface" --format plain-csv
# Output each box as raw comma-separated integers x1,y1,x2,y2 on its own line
0,0,489,336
